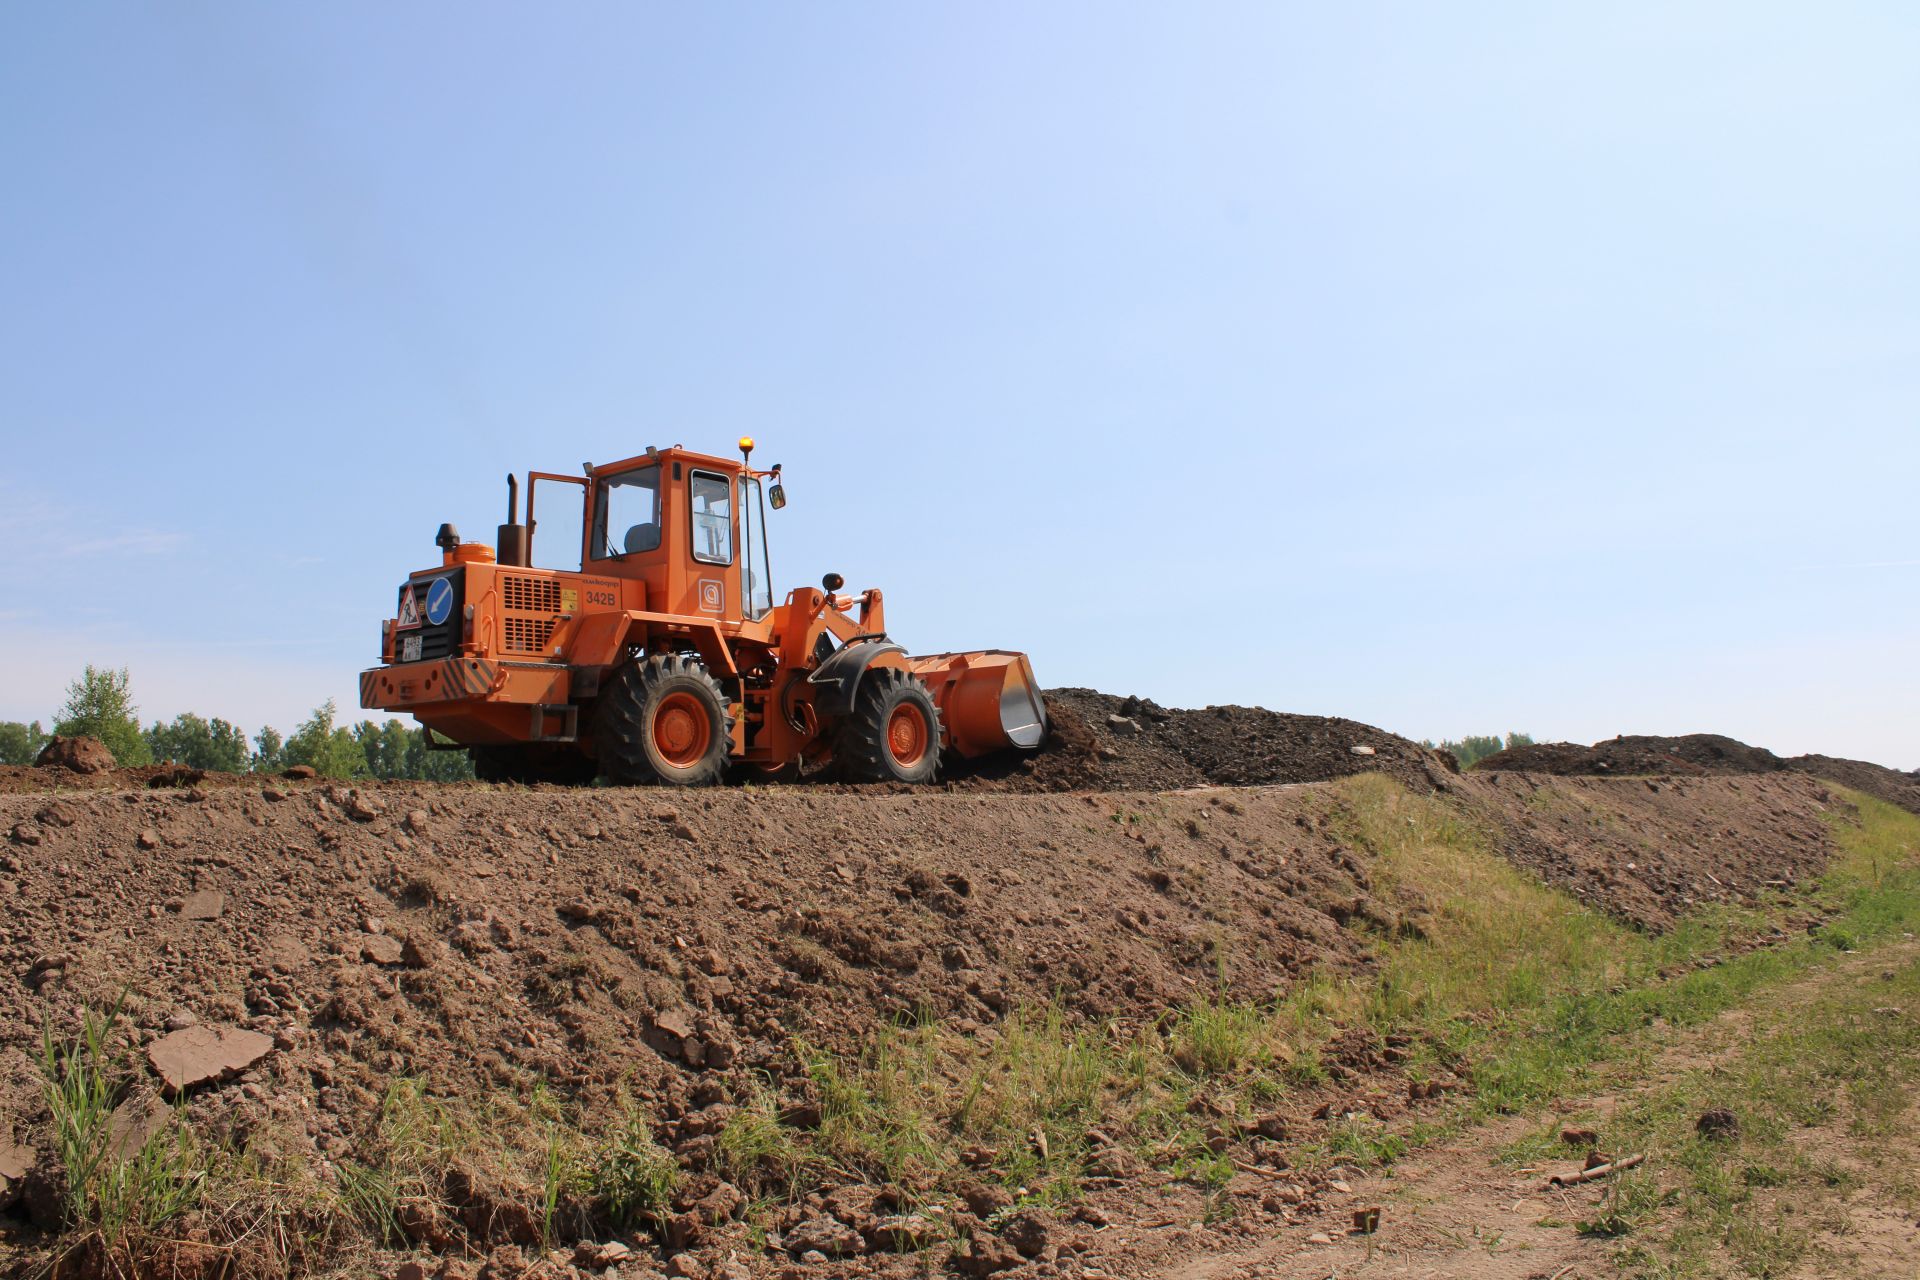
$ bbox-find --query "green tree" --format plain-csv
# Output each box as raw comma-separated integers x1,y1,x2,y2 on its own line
354,719,413,780
146,714,251,773
352,718,475,781
282,701,368,779
1431,731,1536,768
251,726,285,773
406,727,476,781
52,666,151,766
0,720,49,765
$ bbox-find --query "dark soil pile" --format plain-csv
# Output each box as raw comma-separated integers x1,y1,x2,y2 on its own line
32,736,115,774
964,689,1457,795
1476,734,1920,816
1477,733,1787,777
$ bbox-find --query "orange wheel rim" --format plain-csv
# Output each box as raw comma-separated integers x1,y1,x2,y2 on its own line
652,692,711,767
887,703,929,767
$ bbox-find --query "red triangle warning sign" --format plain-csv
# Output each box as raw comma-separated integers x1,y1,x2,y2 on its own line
396,584,422,630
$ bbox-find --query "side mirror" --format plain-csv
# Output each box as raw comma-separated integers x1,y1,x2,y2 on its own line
768,482,786,510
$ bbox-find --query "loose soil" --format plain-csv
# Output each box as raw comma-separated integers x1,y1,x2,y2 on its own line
0,759,1845,1278
1468,770,1833,929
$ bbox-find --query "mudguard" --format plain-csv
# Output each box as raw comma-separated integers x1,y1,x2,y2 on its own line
807,639,907,718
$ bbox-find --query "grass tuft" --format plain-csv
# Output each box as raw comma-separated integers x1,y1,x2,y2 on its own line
39,998,204,1246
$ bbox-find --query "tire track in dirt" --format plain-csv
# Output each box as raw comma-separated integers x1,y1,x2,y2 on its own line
1156,942,1920,1280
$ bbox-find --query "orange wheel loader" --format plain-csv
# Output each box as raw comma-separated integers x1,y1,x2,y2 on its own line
359,440,1047,785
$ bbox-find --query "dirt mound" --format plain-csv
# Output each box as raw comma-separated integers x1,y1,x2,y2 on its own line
1477,734,1920,816
32,735,115,774
0,779,1384,1077
0,759,1849,1277
1786,754,1920,816
0,779,1378,1220
969,689,1456,794
1471,772,1835,929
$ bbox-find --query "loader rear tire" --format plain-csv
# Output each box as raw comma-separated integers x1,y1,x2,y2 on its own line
595,654,732,787
834,667,942,784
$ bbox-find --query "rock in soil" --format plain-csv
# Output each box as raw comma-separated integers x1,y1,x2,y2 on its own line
180,890,226,920
0,1138,32,1211
956,1232,1024,1277
146,1024,275,1097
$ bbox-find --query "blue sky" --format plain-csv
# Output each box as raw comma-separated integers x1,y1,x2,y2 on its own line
2,4,1915,767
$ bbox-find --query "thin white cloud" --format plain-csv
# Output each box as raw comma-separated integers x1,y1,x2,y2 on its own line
0,485,188,578
60,530,190,557
1804,559,1920,570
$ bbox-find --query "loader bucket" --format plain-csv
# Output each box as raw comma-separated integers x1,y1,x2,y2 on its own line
905,650,1049,758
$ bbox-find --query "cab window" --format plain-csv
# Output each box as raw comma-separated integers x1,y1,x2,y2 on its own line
591,465,660,560
689,471,733,565
741,476,772,618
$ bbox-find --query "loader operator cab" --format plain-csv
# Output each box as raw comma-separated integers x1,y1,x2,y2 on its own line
575,444,776,622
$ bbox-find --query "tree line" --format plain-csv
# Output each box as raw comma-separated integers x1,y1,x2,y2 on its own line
0,666,474,781
1424,731,1535,768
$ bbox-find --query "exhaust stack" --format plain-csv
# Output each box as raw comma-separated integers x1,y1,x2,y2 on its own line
497,474,530,567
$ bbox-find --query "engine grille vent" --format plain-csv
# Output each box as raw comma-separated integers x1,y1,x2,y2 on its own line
502,575,561,614
504,616,558,653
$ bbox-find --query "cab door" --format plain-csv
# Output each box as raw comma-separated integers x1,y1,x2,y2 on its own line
678,466,741,622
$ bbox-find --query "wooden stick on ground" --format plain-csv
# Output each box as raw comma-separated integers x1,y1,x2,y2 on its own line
1547,1152,1645,1188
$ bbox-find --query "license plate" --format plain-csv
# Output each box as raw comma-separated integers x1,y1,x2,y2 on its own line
401,635,422,663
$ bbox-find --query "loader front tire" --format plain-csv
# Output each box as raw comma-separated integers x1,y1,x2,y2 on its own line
834,667,942,785
595,654,733,787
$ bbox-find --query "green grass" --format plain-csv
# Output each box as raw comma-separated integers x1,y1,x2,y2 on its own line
34,1041,688,1273
1594,951,1920,1277
1332,779,1920,1124
39,998,205,1248
799,1001,1125,1200
717,1090,811,1199
586,1101,680,1231
356,1075,682,1243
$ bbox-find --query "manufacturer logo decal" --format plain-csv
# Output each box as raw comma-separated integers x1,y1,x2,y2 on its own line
425,578,454,626
396,584,421,630
697,579,724,613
